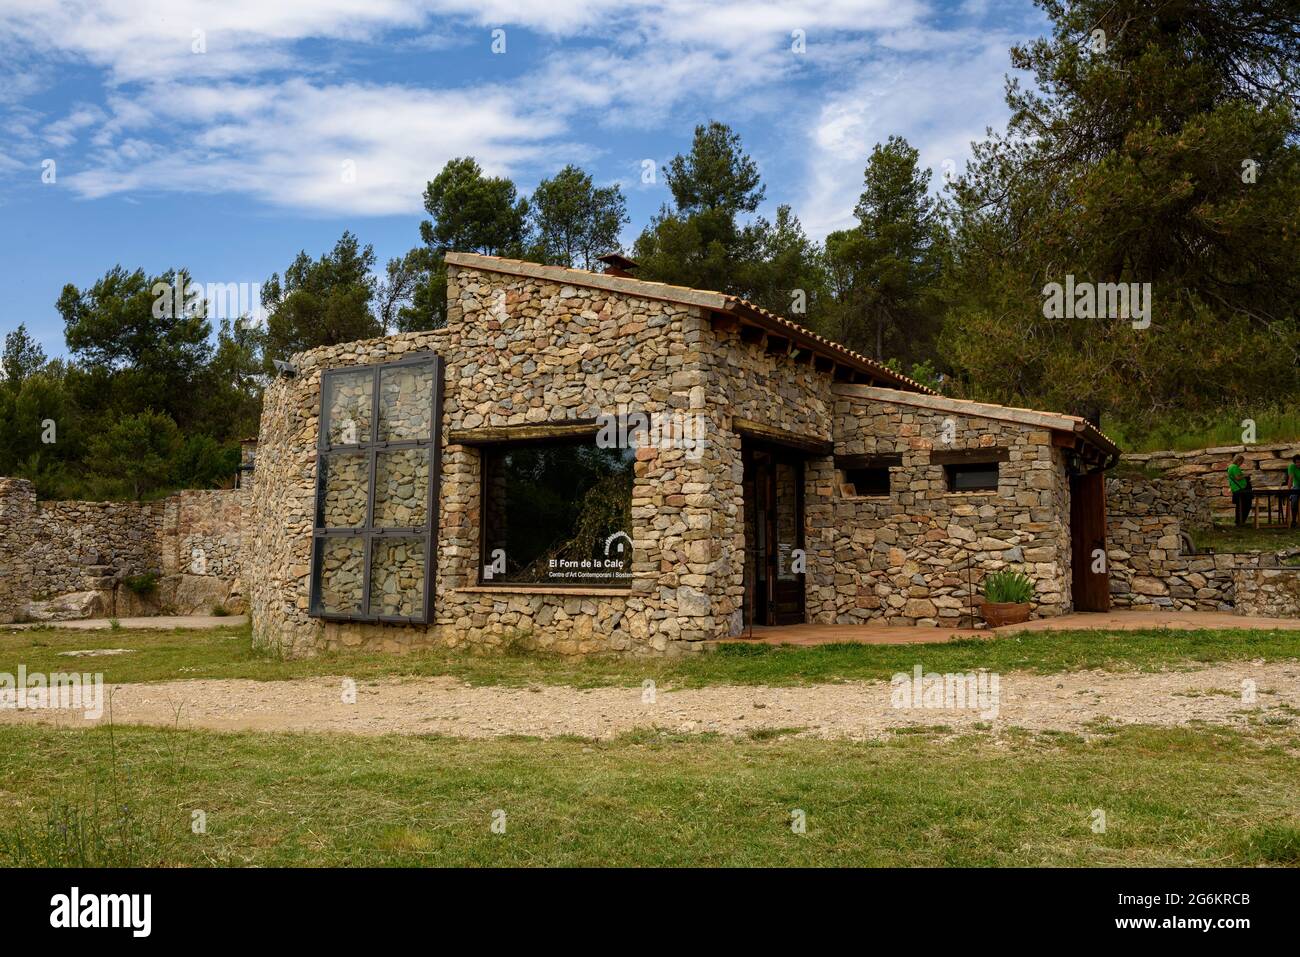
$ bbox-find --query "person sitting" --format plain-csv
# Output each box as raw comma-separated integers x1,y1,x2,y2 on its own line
1288,453,1300,529
1228,454,1253,526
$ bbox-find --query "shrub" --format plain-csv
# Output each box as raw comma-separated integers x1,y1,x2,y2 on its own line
122,573,159,596
210,604,230,617
983,569,1034,604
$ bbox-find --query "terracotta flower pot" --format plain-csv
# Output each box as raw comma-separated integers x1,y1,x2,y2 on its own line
981,601,1031,627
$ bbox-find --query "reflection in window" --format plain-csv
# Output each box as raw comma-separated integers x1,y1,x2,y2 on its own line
373,448,429,528
311,355,440,622
324,369,372,446
370,537,426,617
481,440,634,586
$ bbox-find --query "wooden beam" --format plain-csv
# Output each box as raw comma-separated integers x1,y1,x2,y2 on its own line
930,447,1011,466
764,335,790,356
449,419,600,445
733,417,833,456
710,311,740,333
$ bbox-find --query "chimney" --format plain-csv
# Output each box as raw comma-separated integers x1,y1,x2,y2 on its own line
596,253,639,278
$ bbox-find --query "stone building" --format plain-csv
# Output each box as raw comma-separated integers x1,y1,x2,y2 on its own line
246,253,1120,657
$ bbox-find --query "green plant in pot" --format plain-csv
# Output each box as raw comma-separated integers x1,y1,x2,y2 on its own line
981,569,1034,627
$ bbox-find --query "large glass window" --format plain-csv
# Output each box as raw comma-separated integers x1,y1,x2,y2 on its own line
481,439,634,586
311,354,441,622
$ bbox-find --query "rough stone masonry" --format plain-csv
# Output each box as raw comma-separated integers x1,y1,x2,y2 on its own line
245,254,1114,658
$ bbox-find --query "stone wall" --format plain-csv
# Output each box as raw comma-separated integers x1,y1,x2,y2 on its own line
817,389,1073,625
1105,472,1214,529
1234,567,1300,617
1114,442,1300,527
1104,442,1300,612
0,478,246,623
1106,514,1237,610
247,260,1090,657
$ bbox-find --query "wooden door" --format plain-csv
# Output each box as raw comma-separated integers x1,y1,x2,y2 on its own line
743,448,805,626
1070,470,1110,612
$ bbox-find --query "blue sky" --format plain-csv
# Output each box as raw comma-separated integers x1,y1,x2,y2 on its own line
0,0,1046,357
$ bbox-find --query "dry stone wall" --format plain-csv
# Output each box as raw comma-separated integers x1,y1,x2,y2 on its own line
1105,443,1300,613
0,478,246,623
1234,567,1300,617
247,266,718,658
247,262,1090,657
1115,443,1300,526
821,389,1073,625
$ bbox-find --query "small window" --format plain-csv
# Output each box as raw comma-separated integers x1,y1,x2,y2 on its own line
835,453,900,498
481,438,634,586
844,467,890,497
945,462,999,492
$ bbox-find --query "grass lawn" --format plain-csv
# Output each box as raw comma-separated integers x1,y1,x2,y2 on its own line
0,722,1297,867
3,622,1300,688
1194,524,1300,554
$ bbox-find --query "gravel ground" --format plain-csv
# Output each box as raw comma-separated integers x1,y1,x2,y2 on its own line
2,661,1297,739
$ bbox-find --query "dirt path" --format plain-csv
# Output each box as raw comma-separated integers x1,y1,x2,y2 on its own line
3,661,1298,740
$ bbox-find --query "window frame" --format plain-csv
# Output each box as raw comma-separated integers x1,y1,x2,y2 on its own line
835,454,901,498
309,351,443,624
477,434,635,589
944,461,1000,493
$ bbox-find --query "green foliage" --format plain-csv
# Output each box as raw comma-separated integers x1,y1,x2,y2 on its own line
58,267,216,428
983,569,1035,604
634,121,765,293
87,410,181,500
1,324,46,386
419,156,530,256
123,573,160,596
820,136,942,361
261,231,382,367
528,164,629,269
663,120,766,216
1107,406,1300,453
401,157,533,330
939,0,1300,426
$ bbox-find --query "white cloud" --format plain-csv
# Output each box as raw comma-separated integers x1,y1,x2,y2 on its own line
66,79,568,215
797,28,1020,237
0,0,1040,223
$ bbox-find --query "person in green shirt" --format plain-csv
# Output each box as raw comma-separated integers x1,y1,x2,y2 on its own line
1287,454,1300,529
1228,454,1253,526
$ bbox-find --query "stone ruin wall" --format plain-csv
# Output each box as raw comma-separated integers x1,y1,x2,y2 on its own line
0,478,247,623
1116,442,1300,526
1105,442,1300,614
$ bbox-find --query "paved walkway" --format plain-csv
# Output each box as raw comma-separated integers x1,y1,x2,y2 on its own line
732,610,1300,647
4,615,248,632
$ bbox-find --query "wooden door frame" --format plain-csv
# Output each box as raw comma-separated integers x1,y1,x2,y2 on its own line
743,442,806,627
1070,469,1111,612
